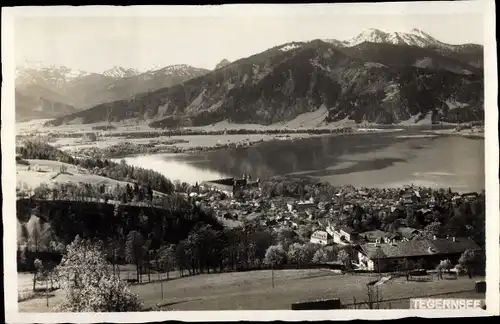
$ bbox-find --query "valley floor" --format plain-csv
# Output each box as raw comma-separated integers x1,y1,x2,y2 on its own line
17,109,462,158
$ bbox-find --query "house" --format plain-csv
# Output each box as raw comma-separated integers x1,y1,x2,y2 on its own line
461,192,479,200
339,227,358,242
451,196,463,206
310,230,333,245
271,198,292,210
417,208,433,216
326,224,358,245
200,177,249,198
356,237,481,272
296,199,317,211
360,230,400,243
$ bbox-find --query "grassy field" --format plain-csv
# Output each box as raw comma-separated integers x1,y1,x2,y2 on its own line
16,159,167,200
18,268,484,312
16,159,129,191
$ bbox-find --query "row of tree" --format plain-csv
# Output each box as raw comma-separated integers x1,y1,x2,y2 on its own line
98,220,357,283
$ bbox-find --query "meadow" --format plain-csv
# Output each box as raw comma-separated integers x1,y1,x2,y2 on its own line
18,268,484,312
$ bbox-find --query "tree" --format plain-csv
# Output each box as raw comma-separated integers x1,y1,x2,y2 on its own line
28,217,42,252
158,244,176,279
175,241,190,276
337,249,351,269
249,230,274,266
455,263,465,276
126,184,133,201
396,258,415,281
297,225,312,240
312,248,329,264
459,249,477,278
147,184,154,202
436,259,453,279
33,258,44,292
125,231,145,283
287,243,307,268
364,284,384,309
18,223,29,247
264,244,286,267
107,238,120,276
422,221,443,239
275,227,295,251
142,239,153,282
54,237,143,312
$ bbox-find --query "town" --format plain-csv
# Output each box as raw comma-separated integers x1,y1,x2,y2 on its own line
195,174,484,275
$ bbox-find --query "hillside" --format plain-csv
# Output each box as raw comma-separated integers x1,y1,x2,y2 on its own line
215,59,231,70
84,65,210,110
48,38,483,127
16,159,131,192
338,42,481,75
15,91,79,122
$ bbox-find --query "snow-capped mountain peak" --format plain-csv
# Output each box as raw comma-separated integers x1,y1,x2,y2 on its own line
141,64,209,78
323,28,453,50
348,28,390,46
279,43,302,52
102,66,140,78
15,63,92,89
409,28,433,39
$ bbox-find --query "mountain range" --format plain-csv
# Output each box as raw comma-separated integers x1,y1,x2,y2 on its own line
15,63,210,121
17,28,483,126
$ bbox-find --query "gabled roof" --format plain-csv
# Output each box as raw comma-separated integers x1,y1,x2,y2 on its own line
360,230,392,241
417,208,432,215
397,227,420,239
340,227,356,235
360,237,480,260
311,230,332,240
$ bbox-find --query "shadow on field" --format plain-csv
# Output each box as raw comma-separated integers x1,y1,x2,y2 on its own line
443,276,458,280
157,298,203,308
294,271,339,281
408,277,433,282
127,277,181,286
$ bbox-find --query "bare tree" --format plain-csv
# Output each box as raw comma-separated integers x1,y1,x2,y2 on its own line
125,231,145,283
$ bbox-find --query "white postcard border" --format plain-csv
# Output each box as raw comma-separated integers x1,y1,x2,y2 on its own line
2,1,498,322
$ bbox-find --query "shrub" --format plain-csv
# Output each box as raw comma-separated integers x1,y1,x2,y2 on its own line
54,236,143,312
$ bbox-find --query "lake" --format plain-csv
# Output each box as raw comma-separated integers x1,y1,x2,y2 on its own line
118,131,485,192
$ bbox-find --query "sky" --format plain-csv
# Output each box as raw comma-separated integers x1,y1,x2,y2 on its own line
14,8,484,73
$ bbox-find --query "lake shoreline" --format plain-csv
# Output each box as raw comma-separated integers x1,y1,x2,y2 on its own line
58,128,412,160
422,126,485,139
116,131,485,193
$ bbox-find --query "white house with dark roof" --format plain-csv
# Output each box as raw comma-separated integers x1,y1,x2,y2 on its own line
326,223,358,245
310,230,332,245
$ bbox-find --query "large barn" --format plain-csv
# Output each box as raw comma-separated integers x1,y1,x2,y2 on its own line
356,237,481,272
